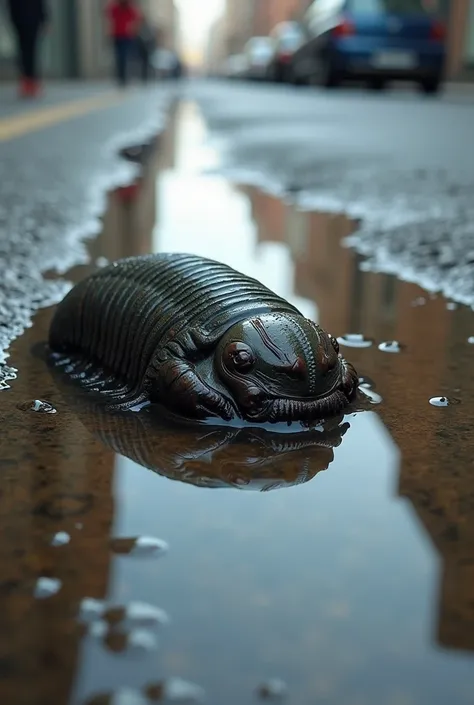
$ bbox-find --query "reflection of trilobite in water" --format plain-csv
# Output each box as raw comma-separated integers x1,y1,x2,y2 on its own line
71,400,349,492
48,253,358,424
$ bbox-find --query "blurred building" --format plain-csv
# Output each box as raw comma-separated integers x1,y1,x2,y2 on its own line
223,0,308,54
142,0,180,51
224,0,254,54
448,0,474,77
253,0,303,36
206,14,227,74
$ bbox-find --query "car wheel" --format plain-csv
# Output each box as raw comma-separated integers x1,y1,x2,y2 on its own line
288,65,305,86
274,63,285,83
419,78,441,95
368,77,388,91
315,55,341,88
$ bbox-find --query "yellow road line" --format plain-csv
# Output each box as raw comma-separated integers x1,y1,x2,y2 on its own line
0,91,126,142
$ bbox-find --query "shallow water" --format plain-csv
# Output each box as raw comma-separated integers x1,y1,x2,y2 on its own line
1,102,474,705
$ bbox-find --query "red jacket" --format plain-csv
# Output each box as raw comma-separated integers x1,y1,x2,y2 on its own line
106,1,141,38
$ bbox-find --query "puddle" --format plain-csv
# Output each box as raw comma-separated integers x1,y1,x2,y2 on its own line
1,102,474,705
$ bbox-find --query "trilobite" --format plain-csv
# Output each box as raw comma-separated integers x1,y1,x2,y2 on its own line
48,252,358,423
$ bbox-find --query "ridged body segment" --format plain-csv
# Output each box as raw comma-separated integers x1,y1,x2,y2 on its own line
49,252,301,389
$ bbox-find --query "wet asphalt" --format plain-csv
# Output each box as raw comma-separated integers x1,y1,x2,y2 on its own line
0,81,179,374
1,86,474,705
189,79,474,306
1,78,474,376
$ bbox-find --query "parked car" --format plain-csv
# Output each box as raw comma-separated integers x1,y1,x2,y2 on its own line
225,54,247,79
290,0,447,93
267,21,306,82
151,49,184,80
242,37,274,80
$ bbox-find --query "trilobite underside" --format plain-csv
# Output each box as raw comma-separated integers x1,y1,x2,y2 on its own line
48,252,358,423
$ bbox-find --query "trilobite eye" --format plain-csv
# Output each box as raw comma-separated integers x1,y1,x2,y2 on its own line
225,342,255,373
330,336,339,354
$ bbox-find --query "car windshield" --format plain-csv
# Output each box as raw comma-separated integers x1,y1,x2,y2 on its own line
248,38,273,57
279,30,303,50
347,0,443,13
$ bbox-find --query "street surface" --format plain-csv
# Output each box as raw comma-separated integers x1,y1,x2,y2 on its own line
0,81,178,373
1,80,474,705
1,78,474,376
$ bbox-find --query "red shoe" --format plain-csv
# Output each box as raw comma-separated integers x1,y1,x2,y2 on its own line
18,78,42,98
18,77,32,98
29,80,42,98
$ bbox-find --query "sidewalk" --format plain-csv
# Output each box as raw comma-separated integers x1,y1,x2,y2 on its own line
0,81,120,119
0,80,177,369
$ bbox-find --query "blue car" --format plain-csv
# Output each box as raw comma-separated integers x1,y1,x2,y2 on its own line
291,0,447,93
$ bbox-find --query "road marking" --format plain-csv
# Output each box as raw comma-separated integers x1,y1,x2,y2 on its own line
0,91,126,142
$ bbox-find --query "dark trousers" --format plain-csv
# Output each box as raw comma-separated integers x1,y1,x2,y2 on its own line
12,21,41,80
113,37,133,86
136,41,151,83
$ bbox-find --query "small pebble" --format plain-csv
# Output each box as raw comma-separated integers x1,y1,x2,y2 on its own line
446,302,458,311
468,336,474,344
429,396,460,407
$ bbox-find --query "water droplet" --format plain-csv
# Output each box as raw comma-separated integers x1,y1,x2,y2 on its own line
34,577,62,599
146,678,206,703
88,620,109,639
110,536,169,557
468,336,474,344
0,365,18,383
378,341,404,354
358,375,376,389
446,302,458,311
104,627,159,654
129,400,151,412
51,531,70,547
79,597,106,623
17,399,57,413
127,628,159,652
105,601,169,629
257,679,288,700
429,396,460,407
85,688,148,705
359,386,383,405
336,334,373,349
411,297,426,307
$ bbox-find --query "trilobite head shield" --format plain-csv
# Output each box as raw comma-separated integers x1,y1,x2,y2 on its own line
214,312,358,423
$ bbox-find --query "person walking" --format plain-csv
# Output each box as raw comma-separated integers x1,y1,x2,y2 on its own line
6,0,49,99
135,17,156,83
106,0,142,87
